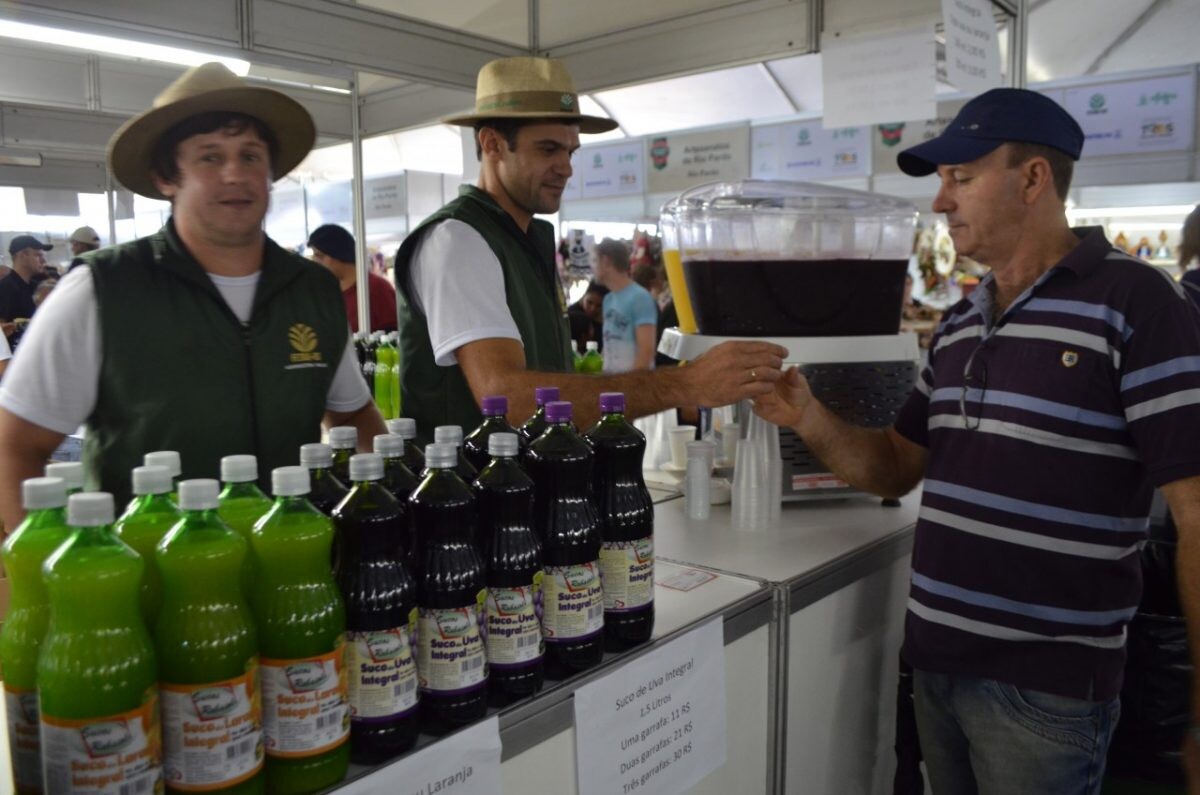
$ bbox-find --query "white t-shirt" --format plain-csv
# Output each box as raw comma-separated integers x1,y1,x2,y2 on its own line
0,331,10,362
0,264,370,435
408,219,522,366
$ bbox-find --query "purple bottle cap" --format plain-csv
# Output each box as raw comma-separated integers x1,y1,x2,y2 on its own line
534,386,560,406
544,401,573,423
481,395,508,416
599,392,625,413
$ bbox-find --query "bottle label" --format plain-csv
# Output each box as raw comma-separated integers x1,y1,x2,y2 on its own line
40,689,163,795
260,644,349,759
346,612,419,722
485,573,545,667
417,592,488,694
599,537,655,612
5,684,41,792
160,661,263,791
542,562,604,642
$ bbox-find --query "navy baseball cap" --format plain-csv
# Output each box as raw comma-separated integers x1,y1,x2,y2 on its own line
897,88,1084,177
307,224,355,263
8,235,52,255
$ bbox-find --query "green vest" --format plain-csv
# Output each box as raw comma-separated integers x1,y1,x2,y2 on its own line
394,186,573,442
84,220,349,506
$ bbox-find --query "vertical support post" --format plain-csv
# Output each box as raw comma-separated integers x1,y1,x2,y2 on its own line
106,171,118,246
351,77,370,336
1008,0,1028,87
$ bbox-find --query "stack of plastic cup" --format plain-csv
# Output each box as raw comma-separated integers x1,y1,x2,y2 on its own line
732,406,782,530
684,440,716,520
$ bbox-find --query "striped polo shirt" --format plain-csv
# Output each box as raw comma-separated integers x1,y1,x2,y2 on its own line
894,226,1200,701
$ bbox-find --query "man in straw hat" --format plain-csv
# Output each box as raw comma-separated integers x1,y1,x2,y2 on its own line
393,56,786,439
0,62,385,525
755,87,1200,793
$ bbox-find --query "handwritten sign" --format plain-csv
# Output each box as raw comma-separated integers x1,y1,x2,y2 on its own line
363,716,501,795
644,126,749,195
822,25,936,128
941,0,1002,93
574,619,726,795
1062,72,1196,157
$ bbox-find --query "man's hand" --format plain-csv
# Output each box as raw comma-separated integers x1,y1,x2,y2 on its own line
678,341,787,408
752,366,813,430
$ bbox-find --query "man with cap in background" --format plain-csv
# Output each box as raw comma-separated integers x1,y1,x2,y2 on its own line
308,223,397,333
67,225,101,271
754,87,1200,793
0,235,52,339
0,62,385,531
394,56,785,440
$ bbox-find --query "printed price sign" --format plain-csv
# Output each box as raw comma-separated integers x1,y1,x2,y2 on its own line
574,619,726,795
370,716,501,795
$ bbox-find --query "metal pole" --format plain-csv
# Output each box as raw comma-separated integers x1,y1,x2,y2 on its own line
1009,0,1028,88
350,77,371,336
106,171,117,246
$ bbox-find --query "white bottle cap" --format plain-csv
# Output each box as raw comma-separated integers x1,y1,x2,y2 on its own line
386,418,417,440
586,340,599,352
177,479,219,511
424,443,458,469
488,433,519,458
433,425,463,447
299,443,333,468
374,434,404,457
328,426,357,450
45,462,84,491
220,454,258,483
272,466,310,497
144,451,182,479
349,453,384,482
67,492,114,527
131,465,173,496
22,477,67,510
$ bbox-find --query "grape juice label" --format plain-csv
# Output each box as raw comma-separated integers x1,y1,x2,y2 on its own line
5,684,41,792
260,644,349,758
542,562,604,642
417,592,487,694
40,690,163,795
347,612,419,721
485,573,544,667
161,662,263,791
599,538,654,612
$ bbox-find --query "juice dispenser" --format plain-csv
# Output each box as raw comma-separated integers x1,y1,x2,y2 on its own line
658,180,920,502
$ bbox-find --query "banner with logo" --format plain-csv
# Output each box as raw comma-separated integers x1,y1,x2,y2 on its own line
870,100,968,175
644,125,750,195
1061,72,1196,157
752,120,870,180
575,142,644,199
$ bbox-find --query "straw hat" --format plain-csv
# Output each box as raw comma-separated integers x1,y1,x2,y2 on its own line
108,62,316,200
442,56,617,134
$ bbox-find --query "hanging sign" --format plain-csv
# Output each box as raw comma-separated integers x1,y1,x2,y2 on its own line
822,25,936,128
1063,72,1196,157
644,125,749,195
941,0,1003,93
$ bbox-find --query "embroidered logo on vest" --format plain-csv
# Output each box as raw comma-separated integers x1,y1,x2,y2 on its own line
288,323,323,364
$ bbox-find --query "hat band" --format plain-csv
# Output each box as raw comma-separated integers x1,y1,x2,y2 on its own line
475,90,579,116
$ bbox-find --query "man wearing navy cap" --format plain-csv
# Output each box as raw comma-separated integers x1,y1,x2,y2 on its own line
756,88,1200,793
308,224,397,333
0,235,52,337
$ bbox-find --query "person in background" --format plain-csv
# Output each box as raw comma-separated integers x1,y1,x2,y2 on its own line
392,55,784,439
369,250,388,278
0,63,384,531
755,88,1200,794
308,223,398,333
67,225,101,271
567,280,606,354
594,238,656,373
0,235,51,341
1179,205,1200,298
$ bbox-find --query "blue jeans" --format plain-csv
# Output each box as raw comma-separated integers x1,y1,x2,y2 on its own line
912,670,1120,795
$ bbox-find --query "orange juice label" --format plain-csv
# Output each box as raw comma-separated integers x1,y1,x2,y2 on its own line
5,684,42,793
161,661,263,791
599,538,654,612
260,645,348,758
40,690,163,795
